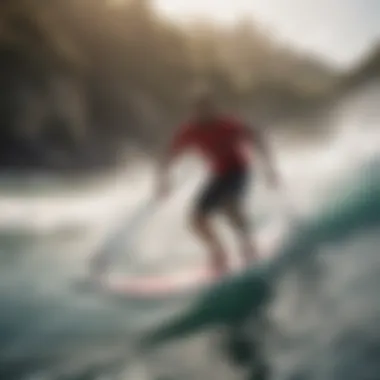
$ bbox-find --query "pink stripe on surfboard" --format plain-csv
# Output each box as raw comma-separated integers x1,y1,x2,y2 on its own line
103,234,283,296
106,269,218,295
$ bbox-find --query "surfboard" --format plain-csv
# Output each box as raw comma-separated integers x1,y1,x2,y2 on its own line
102,268,220,297
74,266,241,298
78,240,277,298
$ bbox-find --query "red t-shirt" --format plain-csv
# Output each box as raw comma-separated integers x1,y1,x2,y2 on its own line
169,115,253,175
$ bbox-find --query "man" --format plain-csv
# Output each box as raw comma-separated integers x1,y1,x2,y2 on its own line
156,93,279,276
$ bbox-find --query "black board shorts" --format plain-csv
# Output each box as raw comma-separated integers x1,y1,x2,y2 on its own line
196,167,250,215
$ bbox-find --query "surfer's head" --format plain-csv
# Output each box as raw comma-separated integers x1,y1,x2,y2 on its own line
190,88,218,124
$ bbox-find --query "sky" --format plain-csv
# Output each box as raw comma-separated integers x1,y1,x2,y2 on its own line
153,0,380,69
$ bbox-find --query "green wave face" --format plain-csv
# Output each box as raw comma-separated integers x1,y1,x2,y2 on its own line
143,157,380,380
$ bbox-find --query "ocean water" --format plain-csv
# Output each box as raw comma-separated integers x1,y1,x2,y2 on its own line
1,82,380,380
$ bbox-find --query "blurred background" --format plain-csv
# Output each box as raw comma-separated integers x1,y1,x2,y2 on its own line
0,0,380,379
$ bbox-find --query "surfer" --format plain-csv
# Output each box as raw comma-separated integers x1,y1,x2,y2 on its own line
156,92,280,275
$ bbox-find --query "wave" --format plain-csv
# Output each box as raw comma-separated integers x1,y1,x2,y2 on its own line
144,156,380,380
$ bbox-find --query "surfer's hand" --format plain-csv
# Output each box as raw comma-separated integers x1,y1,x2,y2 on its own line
156,180,170,201
266,170,280,190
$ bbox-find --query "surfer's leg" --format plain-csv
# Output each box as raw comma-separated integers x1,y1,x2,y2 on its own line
224,200,258,264
191,212,228,274
222,169,258,264
192,176,229,275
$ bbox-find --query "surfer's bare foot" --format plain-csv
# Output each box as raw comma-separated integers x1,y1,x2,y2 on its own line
210,268,225,279
240,240,259,264
209,253,229,278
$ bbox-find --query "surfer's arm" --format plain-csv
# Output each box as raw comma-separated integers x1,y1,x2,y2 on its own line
156,150,171,197
252,126,280,188
156,126,192,199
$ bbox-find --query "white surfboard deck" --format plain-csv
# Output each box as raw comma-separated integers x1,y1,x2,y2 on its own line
76,267,245,298
103,268,222,296
81,244,277,298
